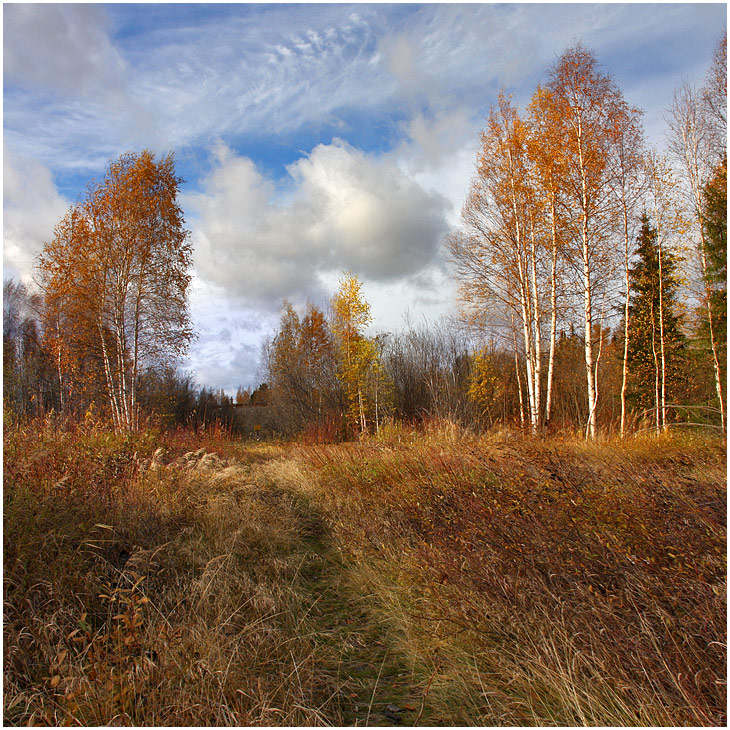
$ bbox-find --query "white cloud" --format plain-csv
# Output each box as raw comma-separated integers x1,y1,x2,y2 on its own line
180,276,276,392
4,4,127,96
3,147,69,284
392,106,480,229
3,4,157,172
187,140,450,310
115,5,391,149
6,3,723,181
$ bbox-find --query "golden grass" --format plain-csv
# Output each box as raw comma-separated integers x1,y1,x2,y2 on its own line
4,421,344,725
4,416,726,726
298,426,727,726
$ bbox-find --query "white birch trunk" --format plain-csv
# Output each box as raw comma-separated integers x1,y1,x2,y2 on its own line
528,216,542,431
545,204,559,425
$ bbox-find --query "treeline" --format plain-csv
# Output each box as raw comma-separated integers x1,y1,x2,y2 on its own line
2,272,266,431
3,38,726,439
259,285,479,439
261,39,726,439
449,40,726,437
257,269,719,439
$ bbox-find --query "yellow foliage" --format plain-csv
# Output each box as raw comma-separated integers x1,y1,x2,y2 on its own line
468,349,499,417
330,272,384,437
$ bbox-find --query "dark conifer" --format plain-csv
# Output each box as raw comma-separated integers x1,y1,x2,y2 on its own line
625,214,686,418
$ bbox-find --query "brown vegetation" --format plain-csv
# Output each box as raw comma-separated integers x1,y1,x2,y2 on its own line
4,415,726,726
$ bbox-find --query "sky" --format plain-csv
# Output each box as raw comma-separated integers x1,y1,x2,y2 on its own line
4,2,727,393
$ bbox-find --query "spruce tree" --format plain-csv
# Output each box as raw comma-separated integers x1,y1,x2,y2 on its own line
701,156,727,373
625,214,686,424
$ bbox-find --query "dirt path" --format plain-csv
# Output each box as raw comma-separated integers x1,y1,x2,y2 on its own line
245,458,426,726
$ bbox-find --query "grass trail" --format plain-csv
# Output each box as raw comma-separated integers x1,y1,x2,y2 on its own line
252,458,433,726
4,432,437,725
4,422,726,726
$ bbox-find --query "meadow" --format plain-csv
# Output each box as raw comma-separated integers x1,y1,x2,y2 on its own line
4,415,726,726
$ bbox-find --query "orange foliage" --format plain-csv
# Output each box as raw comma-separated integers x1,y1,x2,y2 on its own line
37,151,193,431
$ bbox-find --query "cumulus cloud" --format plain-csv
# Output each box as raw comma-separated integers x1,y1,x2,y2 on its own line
187,140,450,310
3,146,69,283
182,277,276,392
394,106,480,224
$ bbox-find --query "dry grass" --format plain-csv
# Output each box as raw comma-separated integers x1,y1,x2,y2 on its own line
4,418,345,725
4,415,726,726
299,424,727,726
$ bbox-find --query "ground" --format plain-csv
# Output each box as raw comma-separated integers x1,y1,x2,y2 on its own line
3,420,727,725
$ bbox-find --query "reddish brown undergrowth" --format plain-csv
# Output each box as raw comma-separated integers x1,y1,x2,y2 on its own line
4,415,329,726
300,427,727,725
4,412,726,726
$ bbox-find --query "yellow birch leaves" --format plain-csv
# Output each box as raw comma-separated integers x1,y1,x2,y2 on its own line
331,272,383,437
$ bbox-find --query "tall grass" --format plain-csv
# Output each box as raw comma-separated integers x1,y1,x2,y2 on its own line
4,414,726,725
3,417,344,725
300,425,727,726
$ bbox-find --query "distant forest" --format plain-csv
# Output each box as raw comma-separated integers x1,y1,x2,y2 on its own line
4,38,726,440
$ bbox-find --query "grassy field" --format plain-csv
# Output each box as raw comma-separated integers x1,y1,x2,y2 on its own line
4,415,726,726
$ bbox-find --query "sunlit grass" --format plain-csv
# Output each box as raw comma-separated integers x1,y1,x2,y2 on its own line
4,420,342,726
299,424,727,726
4,416,726,725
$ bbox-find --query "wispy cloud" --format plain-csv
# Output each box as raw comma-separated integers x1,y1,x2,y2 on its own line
5,3,723,177
4,4,127,95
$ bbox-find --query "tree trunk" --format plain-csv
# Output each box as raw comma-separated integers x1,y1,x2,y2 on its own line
97,317,122,431
619,192,633,438
528,215,542,431
581,227,598,440
620,267,631,437
511,315,526,429
657,240,668,431
545,204,559,425
699,242,725,430
650,295,661,434
576,113,598,440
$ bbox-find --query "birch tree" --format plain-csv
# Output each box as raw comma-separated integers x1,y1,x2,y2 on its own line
331,272,380,438
449,94,547,433
3,279,50,415
643,151,690,430
700,155,727,413
702,32,727,161
666,80,726,429
526,86,570,425
37,150,193,431
264,300,339,434
545,44,630,438
605,104,646,436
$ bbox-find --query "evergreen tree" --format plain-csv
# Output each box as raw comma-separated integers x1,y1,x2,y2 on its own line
625,215,686,425
701,156,727,376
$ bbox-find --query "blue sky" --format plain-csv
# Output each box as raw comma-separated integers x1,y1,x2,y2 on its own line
4,3,727,392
